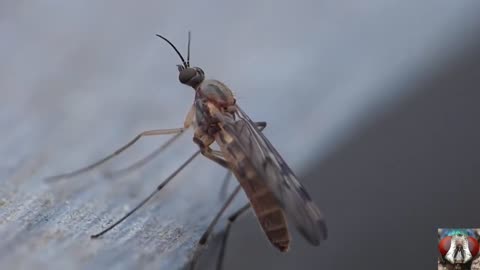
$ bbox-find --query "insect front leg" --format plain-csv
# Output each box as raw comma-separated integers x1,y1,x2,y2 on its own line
184,103,195,128
103,131,185,179
44,127,185,182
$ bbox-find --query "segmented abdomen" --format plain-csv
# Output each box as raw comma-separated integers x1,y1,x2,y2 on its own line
215,129,291,252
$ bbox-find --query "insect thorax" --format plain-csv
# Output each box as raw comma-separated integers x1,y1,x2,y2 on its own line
192,79,236,148
197,79,235,108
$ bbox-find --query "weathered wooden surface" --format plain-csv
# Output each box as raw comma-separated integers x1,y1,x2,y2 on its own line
1,1,479,270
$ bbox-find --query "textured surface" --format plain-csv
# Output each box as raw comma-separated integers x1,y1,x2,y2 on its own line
1,1,479,270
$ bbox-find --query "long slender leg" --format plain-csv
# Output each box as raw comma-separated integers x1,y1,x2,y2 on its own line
190,185,242,270
103,131,185,179
90,150,200,238
44,128,184,182
216,203,251,270
199,185,242,245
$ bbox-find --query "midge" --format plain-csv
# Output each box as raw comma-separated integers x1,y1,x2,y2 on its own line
46,32,327,269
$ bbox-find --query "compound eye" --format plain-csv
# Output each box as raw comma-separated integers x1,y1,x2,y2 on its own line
179,68,196,84
439,236,452,257
468,236,480,257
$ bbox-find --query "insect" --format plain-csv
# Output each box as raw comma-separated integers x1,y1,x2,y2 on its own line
438,229,479,268
46,32,327,270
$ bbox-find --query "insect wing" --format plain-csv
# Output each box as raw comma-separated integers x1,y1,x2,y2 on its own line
222,105,327,245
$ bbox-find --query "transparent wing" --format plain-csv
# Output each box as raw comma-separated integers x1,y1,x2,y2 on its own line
219,105,327,245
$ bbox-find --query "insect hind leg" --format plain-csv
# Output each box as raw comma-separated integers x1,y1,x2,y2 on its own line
190,202,252,270
190,185,241,270
216,202,251,270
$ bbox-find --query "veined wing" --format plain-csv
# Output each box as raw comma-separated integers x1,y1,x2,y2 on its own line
218,105,327,245
216,126,291,252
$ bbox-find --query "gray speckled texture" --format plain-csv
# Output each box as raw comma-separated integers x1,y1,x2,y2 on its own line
1,1,479,270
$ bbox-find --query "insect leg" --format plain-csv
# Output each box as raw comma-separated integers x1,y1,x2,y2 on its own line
44,128,185,182
219,121,266,198
90,150,200,238
190,185,242,270
216,203,251,270
198,121,267,171
199,184,242,245
199,146,230,169
103,131,185,179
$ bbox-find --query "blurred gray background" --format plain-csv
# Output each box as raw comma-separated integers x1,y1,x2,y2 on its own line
1,1,480,270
